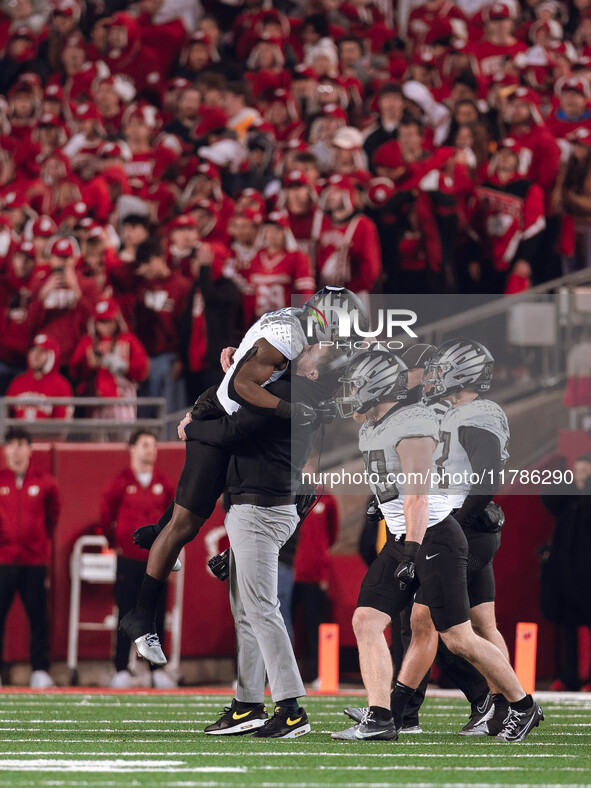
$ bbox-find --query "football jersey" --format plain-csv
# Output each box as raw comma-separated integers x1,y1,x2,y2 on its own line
358,403,452,536
435,398,510,508
217,307,307,415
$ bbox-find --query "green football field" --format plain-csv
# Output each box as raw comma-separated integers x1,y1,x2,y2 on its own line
0,690,589,787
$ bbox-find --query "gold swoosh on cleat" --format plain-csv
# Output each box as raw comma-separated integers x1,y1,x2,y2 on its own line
286,717,302,726
232,711,252,720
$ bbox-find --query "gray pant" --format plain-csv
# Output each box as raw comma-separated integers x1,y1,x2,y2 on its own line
225,504,306,704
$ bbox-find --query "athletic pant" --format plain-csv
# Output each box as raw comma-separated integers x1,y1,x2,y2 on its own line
226,504,306,704
0,564,50,673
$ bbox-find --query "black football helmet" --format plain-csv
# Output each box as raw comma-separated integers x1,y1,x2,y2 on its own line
336,349,408,418
421,339,494,403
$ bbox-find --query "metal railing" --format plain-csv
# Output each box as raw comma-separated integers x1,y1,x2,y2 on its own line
0,396,173,441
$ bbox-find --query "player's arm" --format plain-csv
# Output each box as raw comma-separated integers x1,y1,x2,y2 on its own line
395,436,436,589
229,338,317,425
453,425,502,525
228,337,290,415
184,401,273,447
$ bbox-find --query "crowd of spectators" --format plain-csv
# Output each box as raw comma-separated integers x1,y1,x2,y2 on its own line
2,0,591,415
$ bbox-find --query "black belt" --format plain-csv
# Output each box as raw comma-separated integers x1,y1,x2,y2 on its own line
228,493,297,507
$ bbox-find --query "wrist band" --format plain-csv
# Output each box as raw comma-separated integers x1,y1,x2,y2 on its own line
404,540,420,562
275,399,292,419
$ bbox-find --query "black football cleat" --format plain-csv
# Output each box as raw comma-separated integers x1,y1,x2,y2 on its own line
353,710,398,740
251,705,311,739
205,700,267,735
495,701,544,742
458,692,495,736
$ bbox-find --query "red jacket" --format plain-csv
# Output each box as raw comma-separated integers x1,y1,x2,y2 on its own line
69,332,150,398
294,494,338,585
0,467,60,565
241,248,315,326
314,212,382,292
135,271,191,356
99,467,175,561
468,175,546,272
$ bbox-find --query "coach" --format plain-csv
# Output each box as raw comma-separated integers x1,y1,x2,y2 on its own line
179,371,329,739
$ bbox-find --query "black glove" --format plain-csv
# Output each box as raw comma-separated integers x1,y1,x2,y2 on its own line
461,501,506,533
292,402,317,427
133,523,162,551
366,496,383,527
395,560,415,590
295,483,320,523
315,400,339,424
395,540,420,590
208,548,230,581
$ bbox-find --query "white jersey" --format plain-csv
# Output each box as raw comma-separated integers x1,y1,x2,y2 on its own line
435,398,510,507
216,308,307,415
359,403,452,536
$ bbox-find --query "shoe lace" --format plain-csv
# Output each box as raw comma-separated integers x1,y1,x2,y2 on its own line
145,633,161,648
360,709,373,725
501,708,522,736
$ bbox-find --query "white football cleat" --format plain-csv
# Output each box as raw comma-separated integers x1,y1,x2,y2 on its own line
30,670,55,689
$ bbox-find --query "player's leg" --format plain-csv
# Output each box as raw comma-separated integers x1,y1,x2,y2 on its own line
424,527,542,740
471,601,509,661
205,548,268,735
435,635,493,735
462,531,509,733
113,557,142,681
334,540,413,741
120,440,230,663
388,601,437,731
353,606,394,710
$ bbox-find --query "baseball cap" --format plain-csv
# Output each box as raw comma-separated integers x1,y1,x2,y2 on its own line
94,299,119,321
168,215,198,232
284,169,310,187
50,237,75,257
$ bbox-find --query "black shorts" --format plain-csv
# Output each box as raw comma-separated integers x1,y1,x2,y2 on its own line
464,527,501,608
413,516,471,632
174,390,230,519
356,534,418,617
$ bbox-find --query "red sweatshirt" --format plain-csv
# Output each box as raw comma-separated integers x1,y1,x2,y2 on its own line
99,467,175,561
135,271,191,356
0,467,60,565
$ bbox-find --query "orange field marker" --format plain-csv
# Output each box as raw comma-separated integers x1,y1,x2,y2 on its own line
515,622,538,695
318,623,340,693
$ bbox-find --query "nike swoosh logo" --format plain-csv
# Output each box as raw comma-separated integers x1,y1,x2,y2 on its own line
232,711,252,720
426,553,440,560
286,716,302,726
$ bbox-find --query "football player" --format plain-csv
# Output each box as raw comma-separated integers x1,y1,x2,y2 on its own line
331,347,543,743
407,339,517,737
344,343,489,733
120,286,367,664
